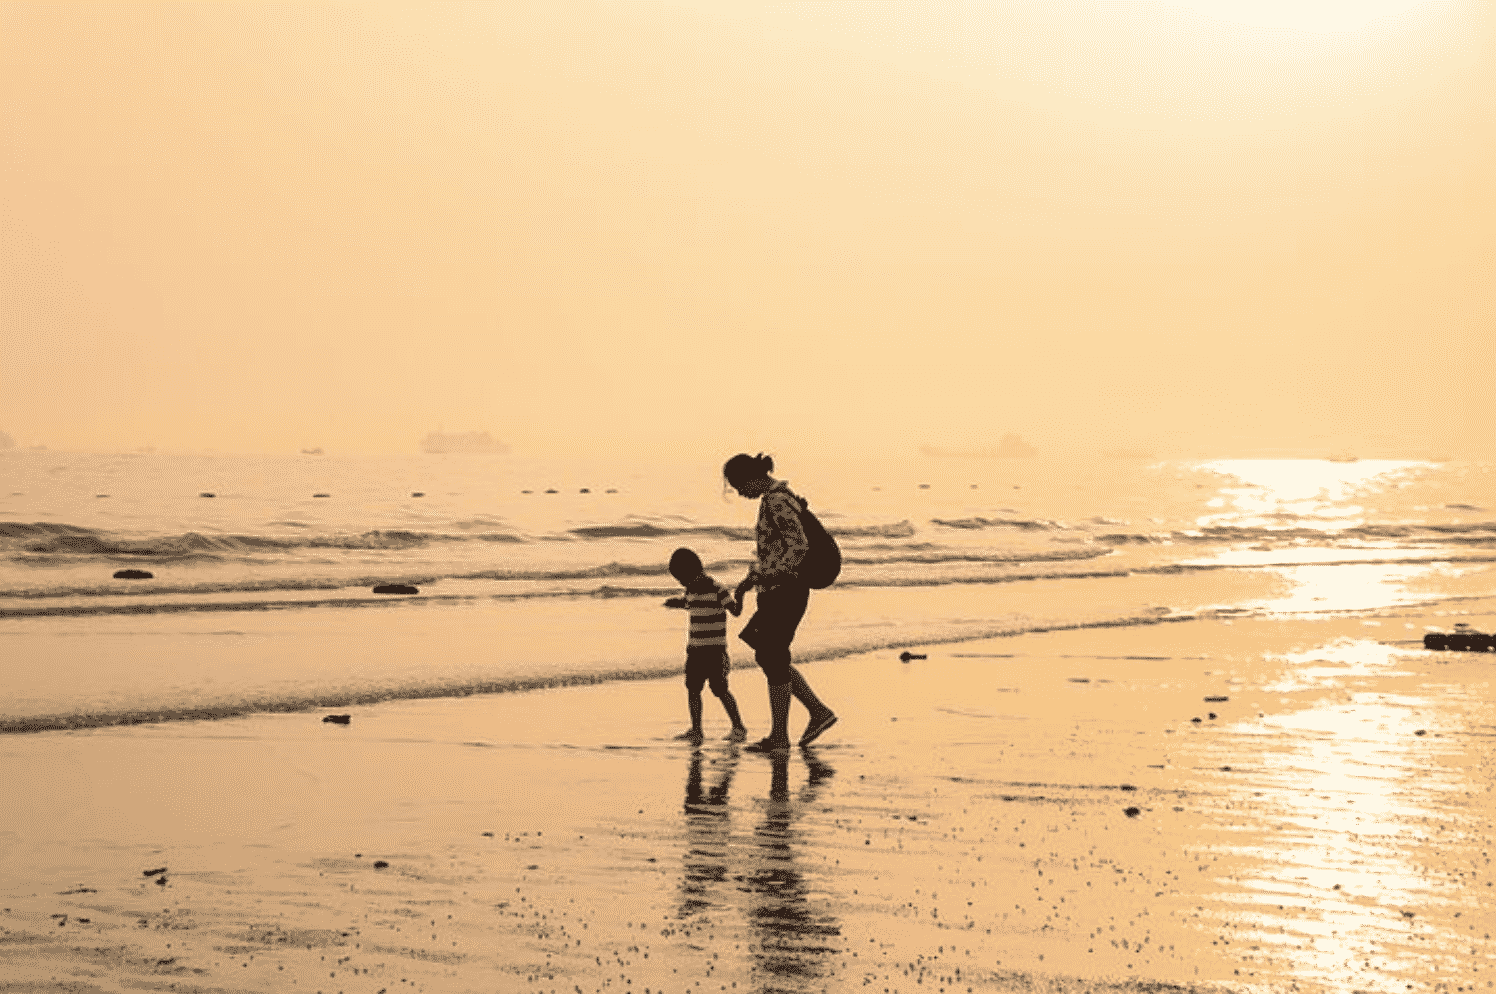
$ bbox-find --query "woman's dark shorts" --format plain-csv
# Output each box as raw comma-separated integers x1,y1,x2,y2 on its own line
738,582,810,685
685,646,731,697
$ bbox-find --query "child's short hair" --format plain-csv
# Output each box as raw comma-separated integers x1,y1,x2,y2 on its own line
668,547,703,583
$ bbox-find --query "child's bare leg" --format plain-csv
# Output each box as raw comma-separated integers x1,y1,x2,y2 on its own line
716,689,748,739
674,689,705,743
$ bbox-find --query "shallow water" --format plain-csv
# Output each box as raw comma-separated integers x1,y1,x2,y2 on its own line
3,452,1493,730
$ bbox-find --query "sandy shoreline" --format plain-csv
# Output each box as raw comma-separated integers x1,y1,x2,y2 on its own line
2,602,1494,994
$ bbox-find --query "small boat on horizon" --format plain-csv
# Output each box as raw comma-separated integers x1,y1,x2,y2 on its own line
1324,453,1359,463
421,431,509,455
300,447,324,455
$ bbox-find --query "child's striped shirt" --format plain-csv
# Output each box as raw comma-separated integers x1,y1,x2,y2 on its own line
682,574,735,647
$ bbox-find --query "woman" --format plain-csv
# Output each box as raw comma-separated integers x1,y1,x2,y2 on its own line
723,453,838,753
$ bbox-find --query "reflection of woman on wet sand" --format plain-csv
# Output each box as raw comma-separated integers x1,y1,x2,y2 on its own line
723,453,838,754
743,750,841,990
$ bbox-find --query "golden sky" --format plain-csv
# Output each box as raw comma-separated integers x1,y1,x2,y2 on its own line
2,1,1491,459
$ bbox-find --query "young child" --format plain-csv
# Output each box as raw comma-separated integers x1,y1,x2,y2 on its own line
664,547,749,744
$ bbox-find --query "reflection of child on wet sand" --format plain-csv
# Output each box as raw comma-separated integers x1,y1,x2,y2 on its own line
664,548,749,744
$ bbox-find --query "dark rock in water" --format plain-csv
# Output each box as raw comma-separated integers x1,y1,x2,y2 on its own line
313,493,330,498
605,489,618,494
199,492,215,498
1123,807,1140,818
156,876,167,887
114,569,154,580
373,584,419,595
142,867,167,877
544,488,559,494
521,490,533,494
917,483,930,489
323,714,351,724
1190,717,1202,723
96,494,109,498
1208,712,1217,720
1204,695,1229,702
373,860,389,869
579,488,590,493
898,651,927,662
1415,729,1426,736
411,492,424,497
1424,630,1494,651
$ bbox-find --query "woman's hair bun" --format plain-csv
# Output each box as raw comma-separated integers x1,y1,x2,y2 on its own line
723,452,774,487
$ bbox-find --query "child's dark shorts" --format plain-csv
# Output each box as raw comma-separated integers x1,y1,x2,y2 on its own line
684,646,731,697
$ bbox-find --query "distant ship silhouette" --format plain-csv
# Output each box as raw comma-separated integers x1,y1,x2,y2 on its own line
420,431,509,454
921,433,1036,458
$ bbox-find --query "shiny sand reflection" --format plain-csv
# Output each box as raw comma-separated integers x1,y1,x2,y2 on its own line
1174,636,1492,990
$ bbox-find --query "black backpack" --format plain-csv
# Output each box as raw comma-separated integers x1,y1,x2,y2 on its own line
790,491,841,589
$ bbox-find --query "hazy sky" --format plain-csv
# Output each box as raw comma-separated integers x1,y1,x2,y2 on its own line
2,1,1491,459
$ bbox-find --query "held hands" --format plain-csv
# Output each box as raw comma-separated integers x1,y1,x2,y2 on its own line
727,596,744,618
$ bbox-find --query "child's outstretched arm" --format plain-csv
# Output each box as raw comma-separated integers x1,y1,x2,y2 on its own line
663,596,687,609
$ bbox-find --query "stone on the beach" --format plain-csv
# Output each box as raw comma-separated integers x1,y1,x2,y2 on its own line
544,488,558,493
1424,630,1493,651
373,860,389,869
411,492,424,497
1204,695,1229,702
1208,712,1217,719
1191,717,1202,723
579,488,590,493
372,584,418,595
199,492,215,498
142,867,166,877
1124,807,1141,817
322,714,351,724
113,569,153,579
313,493,330,498
899,651,926,662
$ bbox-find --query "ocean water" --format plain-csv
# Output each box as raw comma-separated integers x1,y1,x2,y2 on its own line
2,450,1493,731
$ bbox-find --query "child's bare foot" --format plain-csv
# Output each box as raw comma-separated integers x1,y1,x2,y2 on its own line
674,730,704,745
724,727,748,742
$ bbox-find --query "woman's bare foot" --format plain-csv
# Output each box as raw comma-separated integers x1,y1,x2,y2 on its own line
798,712,838,747
724,727,749,742
744,736,790,754
674,730,704,745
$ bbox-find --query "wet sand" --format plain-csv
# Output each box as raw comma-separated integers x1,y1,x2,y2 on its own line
2,604,1493,994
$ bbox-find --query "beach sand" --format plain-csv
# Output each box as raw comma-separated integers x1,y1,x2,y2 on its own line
2,604,1493,994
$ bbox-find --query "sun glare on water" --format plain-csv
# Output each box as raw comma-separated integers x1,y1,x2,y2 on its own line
1167,0,1440,32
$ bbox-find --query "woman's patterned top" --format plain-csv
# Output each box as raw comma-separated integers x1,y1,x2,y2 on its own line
747,480,810,589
